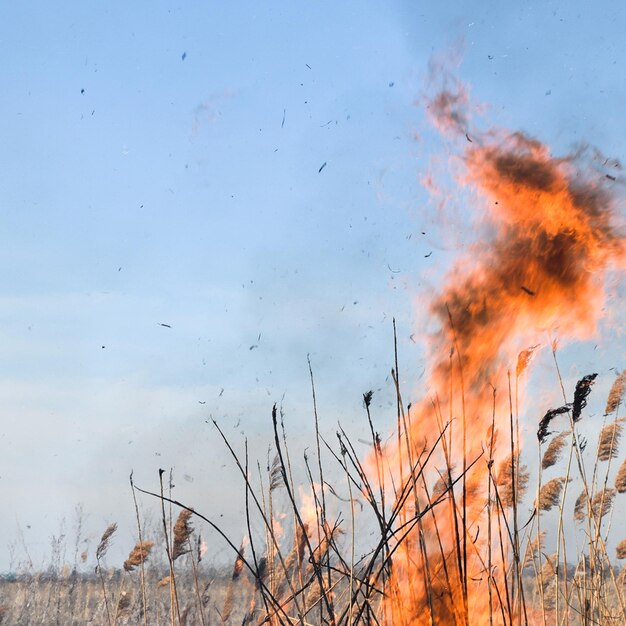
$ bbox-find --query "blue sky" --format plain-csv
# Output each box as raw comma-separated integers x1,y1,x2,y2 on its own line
1,1,624,569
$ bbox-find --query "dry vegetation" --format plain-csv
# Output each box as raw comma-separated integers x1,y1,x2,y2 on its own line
2,361,626,625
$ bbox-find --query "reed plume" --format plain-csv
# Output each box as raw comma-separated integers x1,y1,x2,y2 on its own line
541,431,570,470
537,477,566,511
432,473,450,500
123,540,154,572
173,510,194,560
221,543,245,624
96,523,118,561
574,490,587,521
617,539,626,560
597,420,623,461
540,554,558,610
282,522,309,577
615,458,626,493
516,345,539,377
591,488,616,519
276,523,309,601
269,453,284,491
495,453,529,507
95,522,118,626
522,531,545,569
530,531,545,555
605,369,626,415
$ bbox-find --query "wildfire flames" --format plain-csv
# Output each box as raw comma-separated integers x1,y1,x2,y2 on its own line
383,82,625,625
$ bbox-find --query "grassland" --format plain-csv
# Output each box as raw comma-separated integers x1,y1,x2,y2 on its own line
2,363,625,625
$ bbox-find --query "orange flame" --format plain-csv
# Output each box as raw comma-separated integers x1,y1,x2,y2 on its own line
382,83,625,625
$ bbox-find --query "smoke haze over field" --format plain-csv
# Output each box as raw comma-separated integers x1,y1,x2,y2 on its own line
1,1,625,572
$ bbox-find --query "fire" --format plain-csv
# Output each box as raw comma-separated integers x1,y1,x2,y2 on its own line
381,83,625,625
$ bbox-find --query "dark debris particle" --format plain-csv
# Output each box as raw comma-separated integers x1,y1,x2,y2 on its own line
521,286,536,296
181,52,187,61
81,88,85,94
318,161,327,173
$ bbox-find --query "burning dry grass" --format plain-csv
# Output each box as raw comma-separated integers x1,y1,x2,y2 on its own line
5,77,626,626
3,370,626,626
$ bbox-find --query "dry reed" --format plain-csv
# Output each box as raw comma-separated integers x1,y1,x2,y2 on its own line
540,554,558,610
432,472,451,499
123,540,154,572
605,370,626,415
96,523,118,561
173,510,194,561
516,345,539,377
221,544,245,623
574,490,587,522
616,458,626,493
542,431,569,469
597,420,623,461
496,453,529,507
591,488,616,519
8,366,626,626
537,477,566,511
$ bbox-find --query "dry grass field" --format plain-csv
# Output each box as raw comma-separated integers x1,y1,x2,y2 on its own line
2,363,626,626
